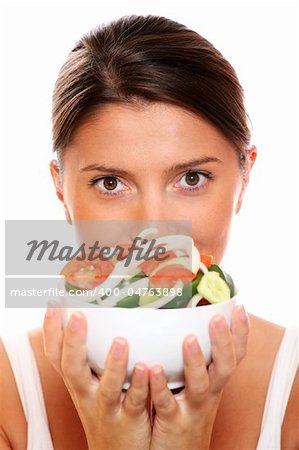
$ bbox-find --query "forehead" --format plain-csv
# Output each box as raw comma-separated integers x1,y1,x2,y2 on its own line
67,102,238,168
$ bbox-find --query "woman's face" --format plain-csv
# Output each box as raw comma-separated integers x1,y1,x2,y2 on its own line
51,102,256,264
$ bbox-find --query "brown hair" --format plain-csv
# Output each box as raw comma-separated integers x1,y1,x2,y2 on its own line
52,14,251,168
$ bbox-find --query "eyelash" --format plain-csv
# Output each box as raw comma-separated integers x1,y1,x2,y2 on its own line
175,171,214,192
88,176,127,197
88,171,214,197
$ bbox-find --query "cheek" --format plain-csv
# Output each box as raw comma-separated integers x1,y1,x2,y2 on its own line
61,175,95,220
192,188,239,263
64,182,130,220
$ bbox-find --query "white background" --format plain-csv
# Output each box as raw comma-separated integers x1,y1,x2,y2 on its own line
1,0,298,334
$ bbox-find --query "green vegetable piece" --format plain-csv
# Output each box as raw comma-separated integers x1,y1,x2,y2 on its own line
223,271,235,297
209,264,225,279
160,273,203,309
197,271,230,304
117,271,146,288
129,271,147,280
116,294,140,308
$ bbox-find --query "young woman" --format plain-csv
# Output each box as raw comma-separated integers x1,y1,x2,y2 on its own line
1,15,298,450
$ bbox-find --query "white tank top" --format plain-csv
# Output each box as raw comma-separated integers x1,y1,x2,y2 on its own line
2,325,298,450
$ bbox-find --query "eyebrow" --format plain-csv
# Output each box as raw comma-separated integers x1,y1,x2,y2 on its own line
80,157,223,176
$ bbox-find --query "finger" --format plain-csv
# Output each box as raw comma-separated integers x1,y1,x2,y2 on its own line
231,305,251,363
61,311,98,396
208,315,236,395
42,302,64,373
98,337,129,412
182,335,210,407
122,363,149,416
150,365,179,419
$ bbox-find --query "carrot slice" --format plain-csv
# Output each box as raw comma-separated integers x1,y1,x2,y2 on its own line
200,254,213,269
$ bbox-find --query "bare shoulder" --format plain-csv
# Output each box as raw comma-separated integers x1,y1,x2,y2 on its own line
249,315,299,450
245,313,286,375
0,329,87,450
0,337,27,449
282,366,299,449
212,314,297,449
247,313,285,346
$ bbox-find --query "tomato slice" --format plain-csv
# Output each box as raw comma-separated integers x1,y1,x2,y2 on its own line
140,247,194,288
149,264,193,288
196,298,210,306
61,257,115,290
139,249,177,275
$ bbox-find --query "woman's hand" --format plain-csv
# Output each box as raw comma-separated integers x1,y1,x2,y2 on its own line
43,306,152,450
149,305,250,450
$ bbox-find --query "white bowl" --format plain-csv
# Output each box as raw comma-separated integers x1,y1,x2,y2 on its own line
61,294,237,389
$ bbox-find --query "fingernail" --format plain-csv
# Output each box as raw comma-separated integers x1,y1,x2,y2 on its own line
112,338,127,358
214,315,227,333
186,335,199,353
237,305,248,321
69,312,81,332
135,363,146,377
152,365,162,378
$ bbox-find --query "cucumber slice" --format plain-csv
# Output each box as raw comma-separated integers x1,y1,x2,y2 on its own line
139,286,163,306
139,293,160,306
209,264,234,297
197,271,230,304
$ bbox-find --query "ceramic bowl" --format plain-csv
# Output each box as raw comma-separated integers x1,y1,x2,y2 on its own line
60,293,237,389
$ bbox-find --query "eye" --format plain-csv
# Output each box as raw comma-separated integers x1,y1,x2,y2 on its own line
90,176,128,196
175,171,212,192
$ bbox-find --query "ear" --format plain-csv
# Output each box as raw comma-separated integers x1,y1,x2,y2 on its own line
235,145,257,214
49,160,72,223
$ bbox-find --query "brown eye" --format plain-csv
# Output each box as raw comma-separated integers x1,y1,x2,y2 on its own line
185,172,199,186
103,177,118,190
176,171,210,192
93,176,127,196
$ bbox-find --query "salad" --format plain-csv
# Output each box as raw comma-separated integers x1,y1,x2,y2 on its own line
60,228,235,308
